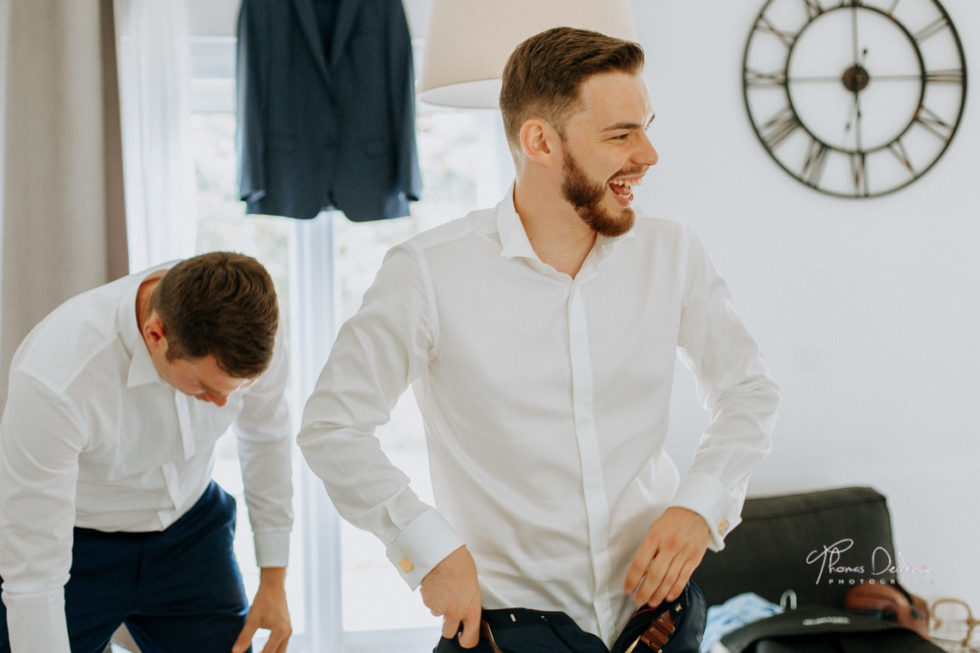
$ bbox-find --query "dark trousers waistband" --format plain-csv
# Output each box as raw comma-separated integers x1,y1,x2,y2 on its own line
458,581,707,653
482,607,582,631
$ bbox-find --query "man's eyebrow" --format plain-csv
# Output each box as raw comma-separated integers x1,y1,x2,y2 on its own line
198,381,222,396
197,379,234,397
200,377,254,396
601,115,656,132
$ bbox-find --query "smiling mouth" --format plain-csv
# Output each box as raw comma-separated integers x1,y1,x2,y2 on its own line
609,175,644,203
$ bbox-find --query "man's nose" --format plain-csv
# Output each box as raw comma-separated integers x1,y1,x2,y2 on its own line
636,131,659,167
200,392,228,407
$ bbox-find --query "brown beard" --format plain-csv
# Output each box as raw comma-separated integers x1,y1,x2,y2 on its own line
560,149,635,237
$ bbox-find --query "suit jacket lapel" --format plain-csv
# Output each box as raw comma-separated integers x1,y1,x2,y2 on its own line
290,0,333,90
328,0,361,69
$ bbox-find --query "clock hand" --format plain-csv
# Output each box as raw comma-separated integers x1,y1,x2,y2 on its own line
854,92,864,154
850,2,860,64
854,49,871,150
843,92,858,147
842,83,865,153
842,43,869,150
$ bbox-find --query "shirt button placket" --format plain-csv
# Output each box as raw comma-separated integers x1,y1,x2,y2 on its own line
566,281,616,641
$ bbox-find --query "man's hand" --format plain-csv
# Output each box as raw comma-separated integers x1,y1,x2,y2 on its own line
624,507,710,608
420,546,482,648
232,567,292,653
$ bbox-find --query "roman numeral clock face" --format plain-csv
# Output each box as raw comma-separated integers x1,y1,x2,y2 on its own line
743,0,967,198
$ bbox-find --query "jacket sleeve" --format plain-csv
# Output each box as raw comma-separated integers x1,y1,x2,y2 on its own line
670,226,781,551
386,0,421,203
236,0,268,205
298,244,463,589
0,373,86,653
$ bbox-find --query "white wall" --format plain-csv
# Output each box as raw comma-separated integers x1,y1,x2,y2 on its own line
632,1,980,609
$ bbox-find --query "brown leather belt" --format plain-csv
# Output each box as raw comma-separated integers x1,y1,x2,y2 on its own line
623,607,678,653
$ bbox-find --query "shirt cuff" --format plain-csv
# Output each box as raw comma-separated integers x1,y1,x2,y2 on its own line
253,529,291,568
670,472,742,552
2,588,71,652
386,508,465,589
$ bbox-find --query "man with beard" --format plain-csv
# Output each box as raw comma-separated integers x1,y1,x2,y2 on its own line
299,27,780,652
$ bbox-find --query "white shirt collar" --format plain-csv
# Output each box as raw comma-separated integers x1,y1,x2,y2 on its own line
496,184,538,261
116,266,171,389
495,183,637,266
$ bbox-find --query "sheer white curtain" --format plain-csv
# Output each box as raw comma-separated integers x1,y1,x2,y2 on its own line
115,0,196,271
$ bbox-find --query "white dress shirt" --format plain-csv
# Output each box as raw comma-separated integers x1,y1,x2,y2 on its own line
299,188,779,645
0,265,293,652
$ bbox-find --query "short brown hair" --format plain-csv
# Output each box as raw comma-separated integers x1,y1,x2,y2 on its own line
151,251,278,378
499,27,644,158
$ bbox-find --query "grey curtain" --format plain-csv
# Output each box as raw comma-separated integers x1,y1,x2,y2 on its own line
1,0,128,406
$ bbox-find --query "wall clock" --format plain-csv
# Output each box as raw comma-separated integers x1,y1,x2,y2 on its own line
742,0,967,198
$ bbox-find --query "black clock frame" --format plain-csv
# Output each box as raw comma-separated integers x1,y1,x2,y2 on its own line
742,0,968,199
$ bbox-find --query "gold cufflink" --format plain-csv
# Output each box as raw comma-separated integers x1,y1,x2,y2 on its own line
717,519,729,536
398,557,415,573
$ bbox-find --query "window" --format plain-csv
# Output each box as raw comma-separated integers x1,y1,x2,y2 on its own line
187,30,512,652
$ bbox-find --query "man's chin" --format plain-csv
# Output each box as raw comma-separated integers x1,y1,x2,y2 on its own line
591,207,635,237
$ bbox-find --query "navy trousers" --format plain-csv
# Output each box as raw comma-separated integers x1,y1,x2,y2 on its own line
0,481,251,653
435,582,706,653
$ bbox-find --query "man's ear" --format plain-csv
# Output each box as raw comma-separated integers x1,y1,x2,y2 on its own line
519,118,562,166
142,312,167,349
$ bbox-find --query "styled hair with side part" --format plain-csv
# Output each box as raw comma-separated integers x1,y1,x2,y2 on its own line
151,251,279,378
499,27,645,160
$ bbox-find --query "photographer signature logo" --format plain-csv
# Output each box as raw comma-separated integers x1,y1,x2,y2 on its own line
805,538,932,584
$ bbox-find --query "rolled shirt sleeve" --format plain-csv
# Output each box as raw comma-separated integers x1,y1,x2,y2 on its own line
298,244,464,587
0,373,87,653
671,226,781,550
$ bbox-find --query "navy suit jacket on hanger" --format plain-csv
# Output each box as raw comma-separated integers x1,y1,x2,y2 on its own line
236,0,421,221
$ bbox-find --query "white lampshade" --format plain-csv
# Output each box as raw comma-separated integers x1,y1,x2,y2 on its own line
419,0,638,109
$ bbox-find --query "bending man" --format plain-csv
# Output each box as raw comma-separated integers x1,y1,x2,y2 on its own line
0,252,293,653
